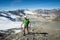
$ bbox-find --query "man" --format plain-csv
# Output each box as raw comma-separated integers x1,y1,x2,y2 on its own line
21,16,31,36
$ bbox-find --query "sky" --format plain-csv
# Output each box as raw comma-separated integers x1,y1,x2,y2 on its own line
0,0,60,11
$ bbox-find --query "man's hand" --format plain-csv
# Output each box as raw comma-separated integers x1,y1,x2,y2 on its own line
28,22,31,28
21,22,23,29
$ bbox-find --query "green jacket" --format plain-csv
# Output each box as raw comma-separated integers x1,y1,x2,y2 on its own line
23,19,30,26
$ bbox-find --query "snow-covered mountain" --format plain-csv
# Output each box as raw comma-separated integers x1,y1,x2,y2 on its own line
0,10,26,35
0,9,35,30
0,9,36,35
0,10,24,21
0,9,58,29
0,9,60,34
24,10,34,14
0,9,60,40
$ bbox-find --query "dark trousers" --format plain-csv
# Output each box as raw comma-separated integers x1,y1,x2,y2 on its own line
24,25,29,35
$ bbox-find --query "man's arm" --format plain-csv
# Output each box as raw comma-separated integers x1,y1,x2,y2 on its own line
29,21,31,27
21,22,23,29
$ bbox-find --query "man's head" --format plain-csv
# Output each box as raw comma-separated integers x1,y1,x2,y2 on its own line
24,16,27,18
24,16,29,20
24,16,27,20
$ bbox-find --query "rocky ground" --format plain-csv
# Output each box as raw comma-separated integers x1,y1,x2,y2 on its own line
0,27,59,40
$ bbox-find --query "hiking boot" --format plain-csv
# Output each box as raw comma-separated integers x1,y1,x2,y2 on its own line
23,32,25,36
23,34,25,36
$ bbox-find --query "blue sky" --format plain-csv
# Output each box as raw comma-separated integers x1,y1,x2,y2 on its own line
0,0,60,10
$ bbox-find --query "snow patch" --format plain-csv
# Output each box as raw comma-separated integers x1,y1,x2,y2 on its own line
0,22,22,30
24,10,34,14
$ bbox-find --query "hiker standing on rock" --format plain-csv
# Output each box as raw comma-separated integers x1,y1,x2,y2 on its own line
21,16,31,36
